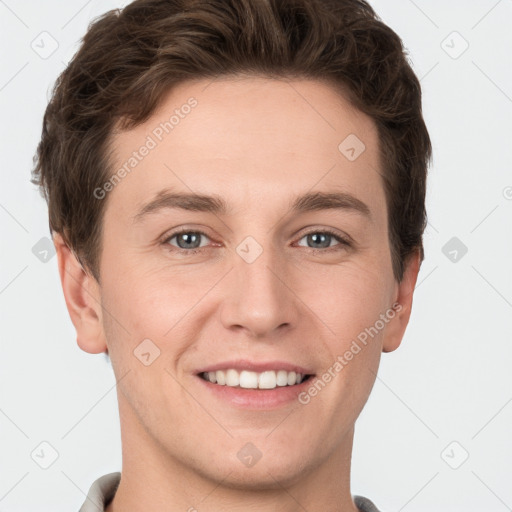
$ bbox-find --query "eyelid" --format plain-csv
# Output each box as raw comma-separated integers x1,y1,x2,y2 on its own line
162,227,213,249
295,227,353,251
298,226,353,244
162,226,352,254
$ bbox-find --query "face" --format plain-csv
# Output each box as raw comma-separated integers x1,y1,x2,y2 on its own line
59,77,418,489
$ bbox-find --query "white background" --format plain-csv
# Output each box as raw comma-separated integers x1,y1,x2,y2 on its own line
0,1,511,511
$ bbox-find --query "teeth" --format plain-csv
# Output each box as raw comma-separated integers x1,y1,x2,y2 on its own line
202,369,308,389
276,370,288,386
225,369,239,387
239,371,258,389
216,370,226,385
258,370,277,389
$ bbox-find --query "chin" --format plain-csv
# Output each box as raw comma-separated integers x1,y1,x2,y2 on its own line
213,463,310,491
192,447,317,491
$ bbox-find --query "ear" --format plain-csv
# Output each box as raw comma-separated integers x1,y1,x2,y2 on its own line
382,250,421,353
53,232,108,354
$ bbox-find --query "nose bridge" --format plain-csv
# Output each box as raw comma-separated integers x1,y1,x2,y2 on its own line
220,235,298,337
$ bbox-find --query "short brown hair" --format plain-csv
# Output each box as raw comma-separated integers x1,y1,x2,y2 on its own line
31,0,431,283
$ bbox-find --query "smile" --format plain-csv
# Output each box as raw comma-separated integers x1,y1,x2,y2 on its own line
199,369,313,389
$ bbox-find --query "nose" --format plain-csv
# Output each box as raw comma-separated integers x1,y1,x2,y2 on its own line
219,242,301,339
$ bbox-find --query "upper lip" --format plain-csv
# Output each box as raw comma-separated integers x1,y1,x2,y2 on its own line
195,359,315,375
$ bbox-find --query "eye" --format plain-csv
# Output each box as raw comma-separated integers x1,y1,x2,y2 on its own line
162,228,351,256
296,229,351,252
163,229,211,254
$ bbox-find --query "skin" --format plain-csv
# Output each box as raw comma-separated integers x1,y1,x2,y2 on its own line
54,76,420,512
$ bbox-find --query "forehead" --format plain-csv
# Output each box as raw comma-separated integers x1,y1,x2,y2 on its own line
106,77,385,223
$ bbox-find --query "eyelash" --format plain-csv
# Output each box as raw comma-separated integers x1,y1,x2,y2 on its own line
162,228,352,256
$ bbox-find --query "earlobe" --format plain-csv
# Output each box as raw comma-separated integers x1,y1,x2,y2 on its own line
382,250,421,353
53,232,108,354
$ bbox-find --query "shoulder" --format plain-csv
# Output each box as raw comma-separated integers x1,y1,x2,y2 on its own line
79,472,121,512
353,494,383,512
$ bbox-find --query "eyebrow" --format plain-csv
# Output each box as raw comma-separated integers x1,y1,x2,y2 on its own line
132,189,372,223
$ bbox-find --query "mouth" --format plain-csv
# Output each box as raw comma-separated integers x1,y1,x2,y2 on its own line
194,361,317,408
198,369,315,390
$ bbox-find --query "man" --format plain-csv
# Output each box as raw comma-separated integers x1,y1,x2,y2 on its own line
32,0,431,510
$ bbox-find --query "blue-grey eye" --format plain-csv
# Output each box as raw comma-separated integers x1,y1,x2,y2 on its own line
166,230,210,250
297,230,347,250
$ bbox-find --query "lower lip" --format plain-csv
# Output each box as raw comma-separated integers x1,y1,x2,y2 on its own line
195,375,314,409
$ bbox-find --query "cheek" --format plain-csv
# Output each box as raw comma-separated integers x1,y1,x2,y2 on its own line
100,262,218,355
302,257,394,331
101,238,395,361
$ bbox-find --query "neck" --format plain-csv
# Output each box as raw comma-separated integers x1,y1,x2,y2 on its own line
106,396,360,512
